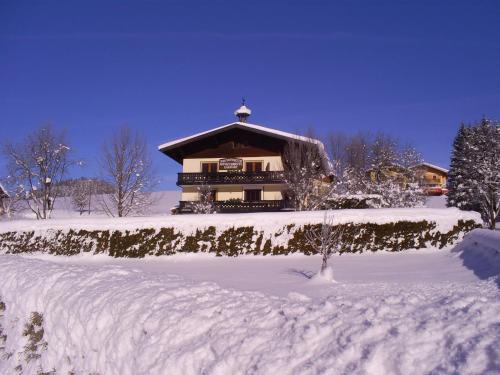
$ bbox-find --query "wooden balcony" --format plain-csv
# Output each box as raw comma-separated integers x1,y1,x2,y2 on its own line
177,171,286,186
178,200,290,213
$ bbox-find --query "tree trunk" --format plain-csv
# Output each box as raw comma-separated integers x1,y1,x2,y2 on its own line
321,252,328,273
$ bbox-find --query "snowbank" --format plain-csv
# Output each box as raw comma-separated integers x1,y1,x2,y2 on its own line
0,207,481,235
0,255,498,375
453,229,500,283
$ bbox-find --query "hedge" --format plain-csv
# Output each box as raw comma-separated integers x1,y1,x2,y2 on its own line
0,219,479,257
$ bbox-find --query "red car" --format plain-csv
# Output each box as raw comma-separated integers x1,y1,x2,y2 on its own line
424,184,447,196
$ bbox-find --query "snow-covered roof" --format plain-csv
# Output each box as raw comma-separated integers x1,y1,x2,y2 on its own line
415,162,449,174
158,121,331,170
0,182,8,198
234,105,251,116
158,121,323,150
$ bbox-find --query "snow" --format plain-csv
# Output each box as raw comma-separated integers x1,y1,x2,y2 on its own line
8,190,181,219
234,104,251,115
0,207,481,235
452,229,500,284
417,162,449,173
20,246,482,298
0,238,499,374
425,195,447,208
308,266,337,284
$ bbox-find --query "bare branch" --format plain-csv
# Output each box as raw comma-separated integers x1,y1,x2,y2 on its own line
99,126,157,217
2,124,74,219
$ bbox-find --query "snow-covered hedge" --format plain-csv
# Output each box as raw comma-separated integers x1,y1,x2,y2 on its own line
0,209,481,256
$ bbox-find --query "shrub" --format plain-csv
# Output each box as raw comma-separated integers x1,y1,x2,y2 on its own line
0,220,480,257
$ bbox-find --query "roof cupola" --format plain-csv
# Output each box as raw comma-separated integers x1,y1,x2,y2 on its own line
234,99,251,123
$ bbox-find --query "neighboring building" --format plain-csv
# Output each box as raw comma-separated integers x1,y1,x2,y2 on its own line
368,165,407,186
412,162,448,195
158,103,329,213
0,182,9,216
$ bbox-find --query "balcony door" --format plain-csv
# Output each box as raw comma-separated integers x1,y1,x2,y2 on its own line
244,189,262,202
201,162,218,173
245,161,262,172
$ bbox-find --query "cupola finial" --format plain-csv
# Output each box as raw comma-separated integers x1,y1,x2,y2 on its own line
234,99,251,123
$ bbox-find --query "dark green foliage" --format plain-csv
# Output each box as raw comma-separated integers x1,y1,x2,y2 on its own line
253,232,264,255
183,227,216,253
447,124,479,211
22,312,47,362
262,239,273,255
216,227,255,256
447,118,500,223
0,220,479,257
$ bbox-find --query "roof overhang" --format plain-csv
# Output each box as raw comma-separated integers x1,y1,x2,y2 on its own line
158,121,332,170
159,122,323,151
412,162,449,174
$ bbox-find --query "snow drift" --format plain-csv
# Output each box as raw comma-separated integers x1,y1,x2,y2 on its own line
0,254,499,375
453,229,500,284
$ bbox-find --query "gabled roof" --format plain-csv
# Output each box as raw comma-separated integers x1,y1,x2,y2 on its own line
158,121,332,170
414,162,449,174
158,121,325,151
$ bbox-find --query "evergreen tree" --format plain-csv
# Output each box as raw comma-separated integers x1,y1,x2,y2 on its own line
447,118,500,229
447,124,478,210
472,118,500,229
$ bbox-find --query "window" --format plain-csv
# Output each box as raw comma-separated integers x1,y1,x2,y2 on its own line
244,189,261,202
245,161,262,172
201,162,218,173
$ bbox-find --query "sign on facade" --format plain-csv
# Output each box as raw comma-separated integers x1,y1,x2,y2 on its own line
219,158,243,170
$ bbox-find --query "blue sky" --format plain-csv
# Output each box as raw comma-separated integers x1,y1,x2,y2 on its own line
1,0,500,189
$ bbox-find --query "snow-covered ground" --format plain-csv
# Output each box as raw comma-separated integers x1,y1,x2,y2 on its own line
425,195,447,208
27,247,481,298
0,229,499,374
11,190,181,219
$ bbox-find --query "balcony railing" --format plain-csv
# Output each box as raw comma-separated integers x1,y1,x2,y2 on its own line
178,200,291,213
177,171,286,186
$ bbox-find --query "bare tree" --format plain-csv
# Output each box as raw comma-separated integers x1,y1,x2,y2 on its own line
366,143,425,207
345,132,371,175
304,211,344,278
324,132,425,208
70,179,92,215
2,125,73,219
99,126,156,217
328,131,349,178
332,132,372,195
369,132,398,183
283,135,330,211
